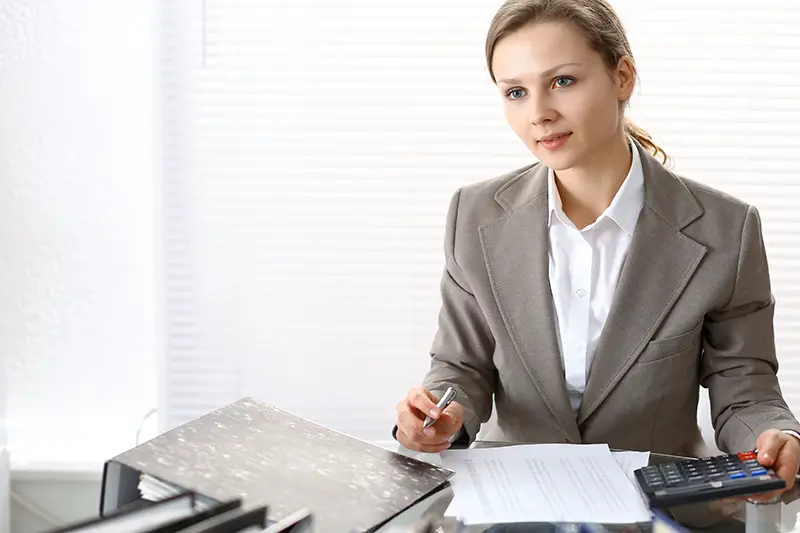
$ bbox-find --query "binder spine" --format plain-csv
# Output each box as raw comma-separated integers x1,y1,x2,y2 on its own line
100,460,148,516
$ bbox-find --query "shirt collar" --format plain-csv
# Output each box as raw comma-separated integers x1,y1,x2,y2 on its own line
547,137,644,235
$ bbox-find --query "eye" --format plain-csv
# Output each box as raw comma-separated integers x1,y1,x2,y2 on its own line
505,88,527,100
553,76,576,89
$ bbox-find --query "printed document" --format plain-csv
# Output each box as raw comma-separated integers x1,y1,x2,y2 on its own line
612,450,650,486
440,444,651,525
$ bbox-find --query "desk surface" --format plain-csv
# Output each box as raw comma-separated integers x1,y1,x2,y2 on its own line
378,441,800,533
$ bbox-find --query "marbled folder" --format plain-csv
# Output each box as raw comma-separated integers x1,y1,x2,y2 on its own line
100,397,454,532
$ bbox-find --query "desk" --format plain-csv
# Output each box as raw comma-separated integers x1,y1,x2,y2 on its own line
379,441,800,533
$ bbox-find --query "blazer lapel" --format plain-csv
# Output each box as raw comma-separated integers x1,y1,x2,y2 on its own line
479,163,581,443
578,145,708,425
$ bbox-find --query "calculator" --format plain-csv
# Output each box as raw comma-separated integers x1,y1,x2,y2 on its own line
634,451,786,508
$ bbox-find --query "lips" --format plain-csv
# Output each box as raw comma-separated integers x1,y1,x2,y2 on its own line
538,132,572,151
539,132,571,143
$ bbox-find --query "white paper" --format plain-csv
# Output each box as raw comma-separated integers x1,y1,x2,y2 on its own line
612,450,650,486
138,474,215,511
138,473,182,501
440,444,651,525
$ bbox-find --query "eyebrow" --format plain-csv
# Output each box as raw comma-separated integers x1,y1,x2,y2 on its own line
496,62,582,85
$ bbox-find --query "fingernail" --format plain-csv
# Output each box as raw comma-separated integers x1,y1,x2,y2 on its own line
424,428,435,437
428,408,440,418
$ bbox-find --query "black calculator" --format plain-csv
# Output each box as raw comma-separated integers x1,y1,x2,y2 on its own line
634,451,786,508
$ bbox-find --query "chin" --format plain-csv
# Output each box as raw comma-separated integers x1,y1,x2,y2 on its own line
532,149,580,172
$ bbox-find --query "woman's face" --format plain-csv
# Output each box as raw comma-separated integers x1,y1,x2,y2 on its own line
492,21,635,171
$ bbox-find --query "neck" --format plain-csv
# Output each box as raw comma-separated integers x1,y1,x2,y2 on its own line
553,134,633,230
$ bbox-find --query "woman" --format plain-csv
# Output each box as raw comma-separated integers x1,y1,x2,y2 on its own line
393,0,800,496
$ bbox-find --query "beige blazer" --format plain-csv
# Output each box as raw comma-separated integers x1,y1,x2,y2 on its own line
421,140,800,457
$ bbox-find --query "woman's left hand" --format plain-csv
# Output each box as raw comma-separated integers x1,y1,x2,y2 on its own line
748,429,800,501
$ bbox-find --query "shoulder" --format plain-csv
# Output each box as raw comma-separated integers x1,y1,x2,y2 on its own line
441,162,541,269
671,173,762,242
676,173,759,222
678,174,751,212
448,162,541,223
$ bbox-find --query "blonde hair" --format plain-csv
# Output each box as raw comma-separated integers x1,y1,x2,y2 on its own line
486,0,671,166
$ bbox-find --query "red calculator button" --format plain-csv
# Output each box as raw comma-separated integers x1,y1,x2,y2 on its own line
739,451,757,460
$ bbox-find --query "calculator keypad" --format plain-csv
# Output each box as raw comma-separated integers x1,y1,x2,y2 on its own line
639,451,776,493
635,451,786,508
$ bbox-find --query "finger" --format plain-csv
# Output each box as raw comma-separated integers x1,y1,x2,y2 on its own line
773,441,799,490
398,407,457,448
408,388,441,420
441,401,464,421
430,410,461,435
420,441,452,453
396,427,452,453
420,406,463,441
756,430,784,467
397,404,426,437
395,426,422,451
397,405,452,443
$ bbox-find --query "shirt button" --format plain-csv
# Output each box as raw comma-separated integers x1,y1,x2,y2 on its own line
576,288,587,298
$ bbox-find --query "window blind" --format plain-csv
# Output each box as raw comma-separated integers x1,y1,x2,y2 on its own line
159,0,800,442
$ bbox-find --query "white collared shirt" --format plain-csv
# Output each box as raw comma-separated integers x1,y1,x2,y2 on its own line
547,140,645,413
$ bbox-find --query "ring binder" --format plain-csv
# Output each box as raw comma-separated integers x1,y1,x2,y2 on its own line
100,397,453,532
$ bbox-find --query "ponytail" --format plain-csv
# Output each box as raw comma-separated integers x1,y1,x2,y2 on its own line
624,116,671,167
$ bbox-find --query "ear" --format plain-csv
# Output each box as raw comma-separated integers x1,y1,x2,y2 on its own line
615,56,636,102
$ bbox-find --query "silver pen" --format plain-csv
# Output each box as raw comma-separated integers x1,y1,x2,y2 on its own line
423,386,457,429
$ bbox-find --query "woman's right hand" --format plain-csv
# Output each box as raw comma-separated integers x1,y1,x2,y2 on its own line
395,386,464,453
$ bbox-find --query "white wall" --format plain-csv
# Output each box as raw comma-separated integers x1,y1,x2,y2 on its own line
1,248,7,533
0,452,8,533
0,0,157,469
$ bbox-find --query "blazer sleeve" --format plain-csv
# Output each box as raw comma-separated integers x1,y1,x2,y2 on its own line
398,188,497,445
701,205,800,453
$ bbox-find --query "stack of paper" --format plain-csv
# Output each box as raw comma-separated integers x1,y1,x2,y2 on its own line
440,443,650,525
139,473,183,502
138,474,217,511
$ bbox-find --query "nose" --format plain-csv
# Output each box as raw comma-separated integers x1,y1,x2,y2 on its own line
528,91,557,126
